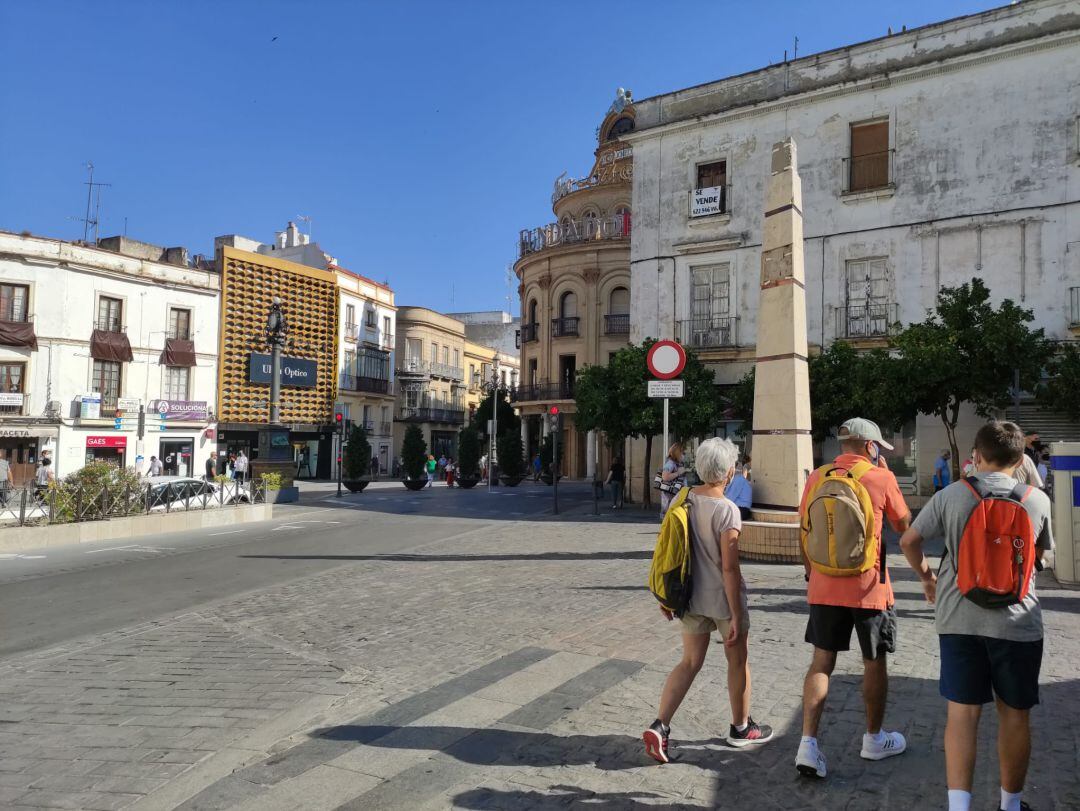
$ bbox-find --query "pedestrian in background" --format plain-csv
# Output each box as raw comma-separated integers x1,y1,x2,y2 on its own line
445,457,456,487
644,437,773,764
532,454,542,482
233,450,248,484
900,421,1053,811
205,452,217,482
934,449,952,492
425,454,436,488
148,455,163,477
605,455,625,509
726,463,753,521
659,443,688,514
34,455,54,499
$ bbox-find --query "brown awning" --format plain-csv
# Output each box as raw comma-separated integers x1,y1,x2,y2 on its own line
90,329,134,362
0,319,38,350
159,337,196,367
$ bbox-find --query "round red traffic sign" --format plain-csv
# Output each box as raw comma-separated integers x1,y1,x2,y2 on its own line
647,340,686,380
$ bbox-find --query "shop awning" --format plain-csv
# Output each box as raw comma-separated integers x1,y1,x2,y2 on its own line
159,338,196,367
0,319,38,350
90,329,134,362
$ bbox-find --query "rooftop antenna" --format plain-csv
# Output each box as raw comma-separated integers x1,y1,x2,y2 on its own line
793,35,799,59
79,162,111,243
297,214,312,241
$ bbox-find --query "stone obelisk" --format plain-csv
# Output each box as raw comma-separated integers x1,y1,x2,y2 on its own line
750,138,814,521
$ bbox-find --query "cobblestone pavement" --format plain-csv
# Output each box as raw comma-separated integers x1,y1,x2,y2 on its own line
0,497,1078,809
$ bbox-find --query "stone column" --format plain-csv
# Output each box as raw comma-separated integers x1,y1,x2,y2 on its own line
586,430,597,480
746,139,814,559
521,418,529,458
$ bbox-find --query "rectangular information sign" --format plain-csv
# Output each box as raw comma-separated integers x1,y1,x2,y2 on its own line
648,380,684,398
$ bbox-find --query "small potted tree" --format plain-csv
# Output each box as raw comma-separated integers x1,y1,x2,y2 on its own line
496,432,525,487
539,434,562,485
342,424,372,493
400,423,428,490
456,426,481,489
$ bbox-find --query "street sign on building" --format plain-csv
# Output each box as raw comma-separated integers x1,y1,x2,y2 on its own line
648,380,684,398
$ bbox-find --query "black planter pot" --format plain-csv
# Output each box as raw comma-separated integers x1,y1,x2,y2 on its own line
342,479,370,493
540,473,563,486
403,478,427,491
456,476,479,489
499,475,524,487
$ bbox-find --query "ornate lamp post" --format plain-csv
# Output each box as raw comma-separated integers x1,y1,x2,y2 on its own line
265,297,289,425
483,353,502,491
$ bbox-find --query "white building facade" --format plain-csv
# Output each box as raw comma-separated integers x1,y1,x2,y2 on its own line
625,0,1080,493
0,232,219,484
335,266,397,475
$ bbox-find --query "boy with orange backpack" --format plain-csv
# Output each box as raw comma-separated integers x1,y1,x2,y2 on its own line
900,421,1053,811
796,418,912,779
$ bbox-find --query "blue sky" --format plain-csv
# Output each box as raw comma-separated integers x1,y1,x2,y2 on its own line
1,0,996,313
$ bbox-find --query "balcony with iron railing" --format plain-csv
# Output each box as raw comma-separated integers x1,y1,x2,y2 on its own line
166,327,192,341
378,420,392,436
511,381,575,403
431,362,464,381
520,323,539,343
837,302,899,339
94,317,125,333
343,322,358,342
551,317,580,338
842,149,894,194
676,317,739,350
1070,287,1080,328
340,374,392,395
604,314,630,335
398,400,466,424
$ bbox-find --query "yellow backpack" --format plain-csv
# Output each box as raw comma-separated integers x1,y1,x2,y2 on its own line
648,487,694,616
800,460,878,577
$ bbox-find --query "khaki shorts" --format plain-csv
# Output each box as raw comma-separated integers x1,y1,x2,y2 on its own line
680,612,734,637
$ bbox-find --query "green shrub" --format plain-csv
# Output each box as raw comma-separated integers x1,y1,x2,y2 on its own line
260,471,282,490
496,432,525,478
343,424,372,479
51,461,144,523
400,424,427,480
457,426,481,477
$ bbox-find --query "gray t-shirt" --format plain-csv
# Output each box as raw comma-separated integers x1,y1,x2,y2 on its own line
687,491,748,621
0,459,10,487
912,472,1053,642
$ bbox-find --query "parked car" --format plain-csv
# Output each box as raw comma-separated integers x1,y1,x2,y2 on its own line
147,476,250,511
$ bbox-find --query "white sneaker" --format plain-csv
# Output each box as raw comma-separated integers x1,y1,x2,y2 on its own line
795,740,827,778
860,730,906,761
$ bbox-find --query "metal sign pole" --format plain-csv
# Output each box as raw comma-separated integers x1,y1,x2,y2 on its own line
662,398,670,463
553,416,559,516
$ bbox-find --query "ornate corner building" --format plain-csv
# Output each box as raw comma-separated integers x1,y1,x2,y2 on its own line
512,91,635,479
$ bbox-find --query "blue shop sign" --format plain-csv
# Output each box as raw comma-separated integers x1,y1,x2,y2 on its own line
248,353,318,388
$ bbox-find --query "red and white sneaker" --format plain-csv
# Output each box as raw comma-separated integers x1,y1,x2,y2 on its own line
728,717,774,747
643,719,670,764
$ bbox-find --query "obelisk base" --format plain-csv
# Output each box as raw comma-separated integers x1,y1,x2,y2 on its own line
740,507,802,562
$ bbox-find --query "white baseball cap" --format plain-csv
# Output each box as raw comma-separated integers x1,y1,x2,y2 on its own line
837,418,894,450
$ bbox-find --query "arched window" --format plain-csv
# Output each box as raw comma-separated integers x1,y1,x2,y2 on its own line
609,286,630,315
582,210,598,241
560,291,578,319
606,117,634,141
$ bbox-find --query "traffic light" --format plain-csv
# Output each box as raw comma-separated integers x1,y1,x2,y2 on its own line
547,405,562,433
334,411,344,436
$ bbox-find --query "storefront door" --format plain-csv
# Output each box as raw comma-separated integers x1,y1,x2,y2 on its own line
160,438,194,477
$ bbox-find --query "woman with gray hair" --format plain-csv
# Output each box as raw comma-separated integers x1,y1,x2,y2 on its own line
644,437,773,763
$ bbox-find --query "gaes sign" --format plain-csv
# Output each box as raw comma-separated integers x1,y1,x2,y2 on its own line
646,340,686,380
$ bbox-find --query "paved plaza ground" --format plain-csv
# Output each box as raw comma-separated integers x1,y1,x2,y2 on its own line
0,481,1077,809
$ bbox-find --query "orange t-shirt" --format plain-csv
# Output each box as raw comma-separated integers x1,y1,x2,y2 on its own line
800,453,910,610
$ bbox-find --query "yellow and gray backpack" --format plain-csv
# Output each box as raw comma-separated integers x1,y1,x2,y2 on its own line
648,487,694,616
800,460,878,577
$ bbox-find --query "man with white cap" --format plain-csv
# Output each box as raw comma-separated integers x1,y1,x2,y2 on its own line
795,418,912,779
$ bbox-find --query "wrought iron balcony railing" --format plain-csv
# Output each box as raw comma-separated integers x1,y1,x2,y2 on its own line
339,374,392,395
94,318,125,333
842,149,894,194
398,404,466,424
551,317,580,338
604,314,630,335
676,317,739,349
837,302,899,339
511,382,575,402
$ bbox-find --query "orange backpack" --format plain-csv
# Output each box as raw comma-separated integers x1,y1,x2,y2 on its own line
954,477,1036,608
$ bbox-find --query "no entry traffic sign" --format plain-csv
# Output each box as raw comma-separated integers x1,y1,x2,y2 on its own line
647,340,686,380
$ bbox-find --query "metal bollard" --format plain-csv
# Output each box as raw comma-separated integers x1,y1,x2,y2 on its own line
18,488,27,526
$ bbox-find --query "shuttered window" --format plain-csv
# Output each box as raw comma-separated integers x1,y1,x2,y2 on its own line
848,121,890,191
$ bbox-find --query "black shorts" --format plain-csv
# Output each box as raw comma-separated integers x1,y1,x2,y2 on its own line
805,604,896,660
939,634,1042,710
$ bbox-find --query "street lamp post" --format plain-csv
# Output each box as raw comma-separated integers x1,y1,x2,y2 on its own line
265,298,288,425
487,354,502,492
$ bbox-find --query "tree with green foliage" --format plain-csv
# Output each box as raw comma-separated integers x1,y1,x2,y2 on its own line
342,424,372,480
399,424,427,480
730,341,914,443
891,278,1051,479
470,388,520,437
575,339,721,506
1038,342,1080,421
457,425,481,478
496,431,525,479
